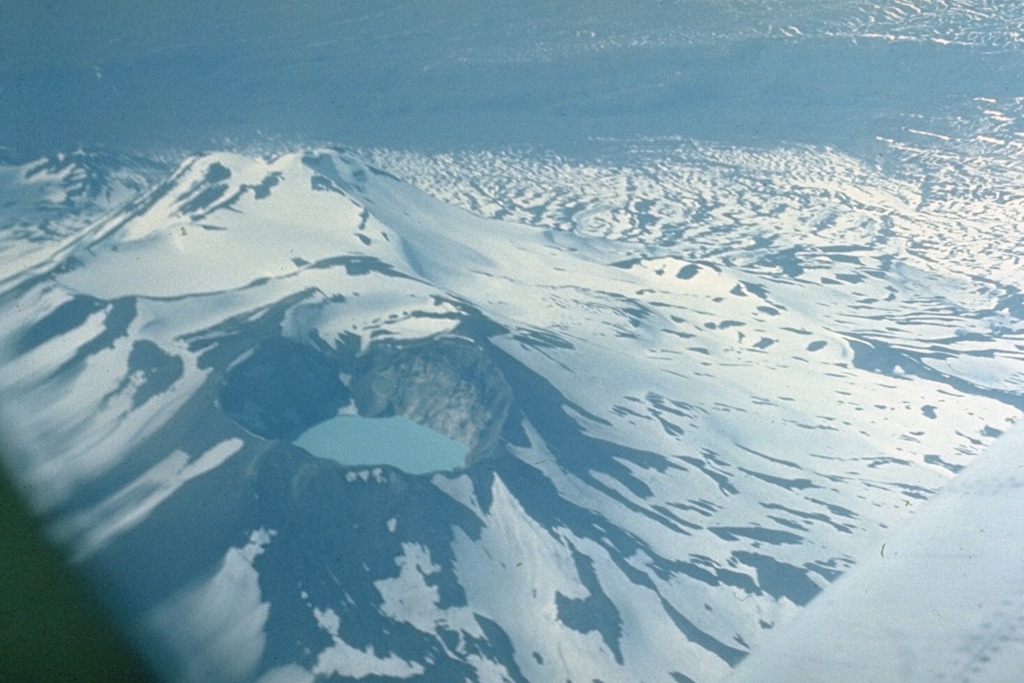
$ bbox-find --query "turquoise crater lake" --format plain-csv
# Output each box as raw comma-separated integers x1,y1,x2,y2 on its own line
294,415,468,474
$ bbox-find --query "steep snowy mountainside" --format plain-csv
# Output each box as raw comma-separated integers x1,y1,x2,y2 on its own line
0,142,1022,682
0,150,168,283
54,151,410,298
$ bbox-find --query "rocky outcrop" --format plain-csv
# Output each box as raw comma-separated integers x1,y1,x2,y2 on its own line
350,337,513,463
219,337,351,442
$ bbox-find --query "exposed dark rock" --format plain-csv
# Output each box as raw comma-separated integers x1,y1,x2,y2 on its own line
350,337,513,463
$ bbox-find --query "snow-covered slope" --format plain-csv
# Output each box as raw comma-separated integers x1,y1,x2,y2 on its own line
3,1,1024,679
0,150,167,283
1,139,1022,681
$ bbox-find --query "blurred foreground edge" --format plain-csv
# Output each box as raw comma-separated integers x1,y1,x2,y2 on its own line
0,439,160,682
728,420,1024,683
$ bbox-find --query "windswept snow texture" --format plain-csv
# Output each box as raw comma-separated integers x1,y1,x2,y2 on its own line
2,2,1024,682
1,136,1023,682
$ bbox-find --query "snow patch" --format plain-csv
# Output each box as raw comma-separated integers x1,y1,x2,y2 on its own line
310,607,424,679
148,528,275,683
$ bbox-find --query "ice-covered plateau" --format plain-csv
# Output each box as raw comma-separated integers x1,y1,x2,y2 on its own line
1,143,1023,682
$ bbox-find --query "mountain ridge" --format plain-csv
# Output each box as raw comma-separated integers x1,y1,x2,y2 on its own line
0,144,1021,681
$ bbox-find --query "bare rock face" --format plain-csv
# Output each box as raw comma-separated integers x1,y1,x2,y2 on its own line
350,337,513,463
219,336,352,442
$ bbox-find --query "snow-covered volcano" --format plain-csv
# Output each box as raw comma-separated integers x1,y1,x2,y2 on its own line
4,0,1024,680
1,137,1023,681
